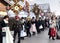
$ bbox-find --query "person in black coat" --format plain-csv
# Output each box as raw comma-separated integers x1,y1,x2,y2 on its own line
41,17,45,31
35,18,40,34
0,15,9,43
20,17,26,40
48,28,51,39
0,22,2,43
45,17,49,28
39,17,43,31
58,17,60,30
13,16,22,43
25,19,31,37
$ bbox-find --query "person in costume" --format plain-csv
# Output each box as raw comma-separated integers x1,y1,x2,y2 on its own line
0,15,13,43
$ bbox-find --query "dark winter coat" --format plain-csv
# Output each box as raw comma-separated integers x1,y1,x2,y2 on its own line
12,20,22,31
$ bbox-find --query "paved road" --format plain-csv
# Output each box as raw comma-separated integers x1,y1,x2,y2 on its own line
3,29,60,43
21,29,60,43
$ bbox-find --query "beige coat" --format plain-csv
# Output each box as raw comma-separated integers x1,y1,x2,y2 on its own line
50,20,56,28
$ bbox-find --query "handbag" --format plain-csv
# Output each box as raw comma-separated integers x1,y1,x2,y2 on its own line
20,30,27,37
39,25,43,29
2,27,6,36
2,32,6,36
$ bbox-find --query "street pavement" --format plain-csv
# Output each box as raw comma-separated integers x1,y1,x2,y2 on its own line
21,29,60,43
3,29,60,43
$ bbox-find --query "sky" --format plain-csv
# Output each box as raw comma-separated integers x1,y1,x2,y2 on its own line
28,0,60,16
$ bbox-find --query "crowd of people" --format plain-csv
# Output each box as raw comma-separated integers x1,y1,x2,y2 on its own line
13,15,47,41
0,0,60,43
0,14,60,43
